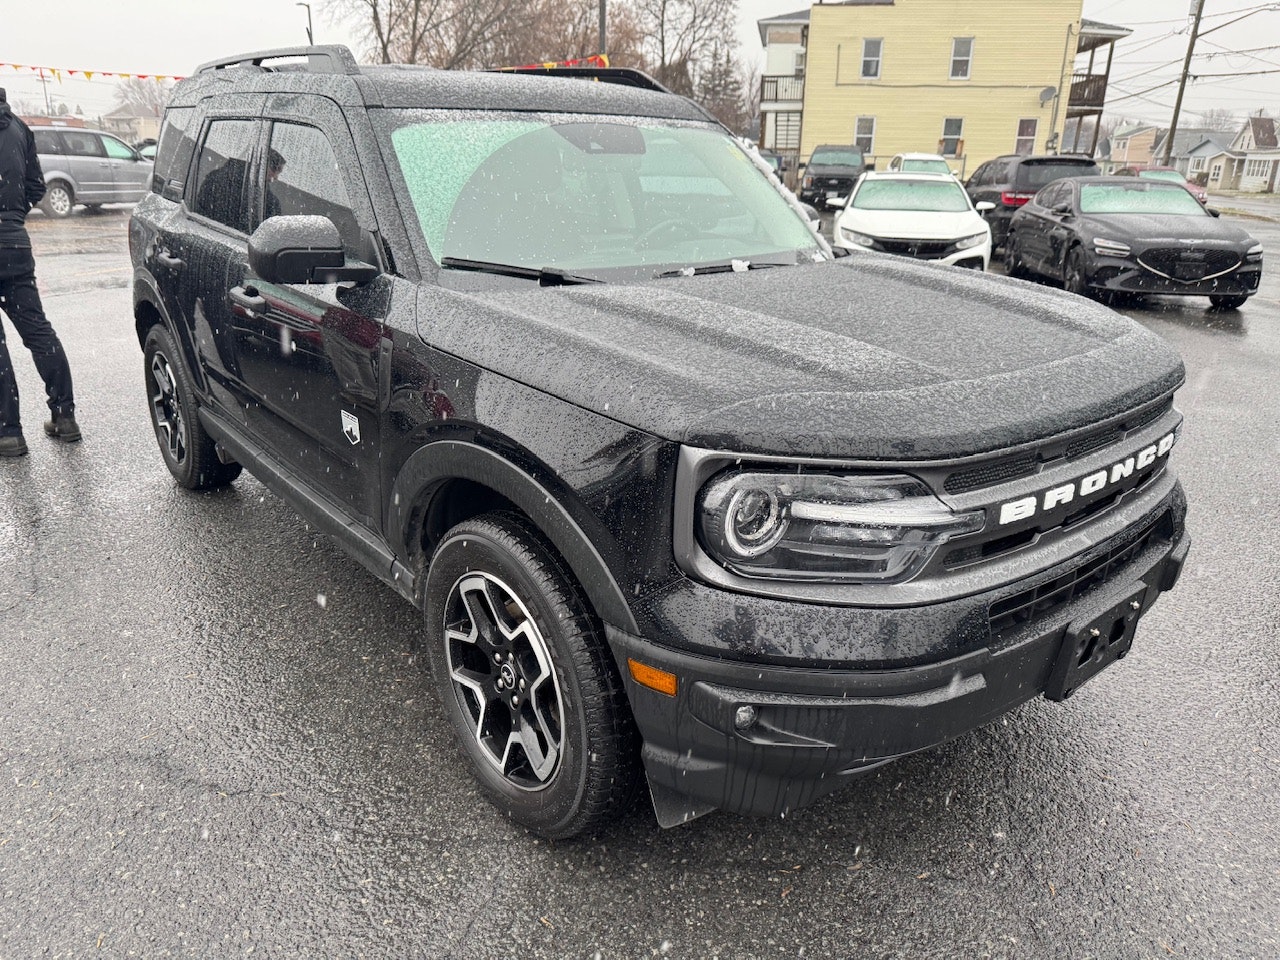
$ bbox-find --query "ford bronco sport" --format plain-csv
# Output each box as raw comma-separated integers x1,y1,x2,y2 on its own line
130,46,1190,838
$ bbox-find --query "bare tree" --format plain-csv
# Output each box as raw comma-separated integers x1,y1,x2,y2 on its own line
1194,107,1237,133
113,77,174,117
632,0,740,97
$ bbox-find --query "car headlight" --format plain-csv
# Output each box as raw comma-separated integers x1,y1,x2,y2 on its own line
954,232,987,250
1093,237,1131,258
697,471,984,583
803,176,814,188
840,229,876,248
1246,242,1263,262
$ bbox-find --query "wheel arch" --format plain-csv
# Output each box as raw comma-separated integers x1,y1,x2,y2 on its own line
390,440,640,635
133,276,209,393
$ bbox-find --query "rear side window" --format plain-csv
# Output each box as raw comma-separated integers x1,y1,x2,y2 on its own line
32,130,63,155
192,119,257,233
1016,161,1099,190
62,130,106,158
152,107,198,196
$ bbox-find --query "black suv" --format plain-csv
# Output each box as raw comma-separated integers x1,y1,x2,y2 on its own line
130,46,1190,839
798,144,867,209
965,154,1100,249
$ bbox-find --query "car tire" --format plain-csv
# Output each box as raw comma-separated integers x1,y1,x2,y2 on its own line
1064,246,1093,299
40,181,74,218
423,512,641,840
143,326,241,490
1208,294,1249,310
1005,232,1029,278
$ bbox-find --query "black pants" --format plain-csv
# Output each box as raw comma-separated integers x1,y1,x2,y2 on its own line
0,246,75,437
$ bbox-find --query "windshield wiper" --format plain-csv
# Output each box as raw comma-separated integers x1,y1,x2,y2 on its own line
440,257,603,286
654,259,793,279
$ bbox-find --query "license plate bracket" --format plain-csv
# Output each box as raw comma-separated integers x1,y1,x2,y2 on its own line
1044,586,1147,701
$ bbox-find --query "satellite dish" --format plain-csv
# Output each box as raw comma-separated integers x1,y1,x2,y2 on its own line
1040,86,1058,106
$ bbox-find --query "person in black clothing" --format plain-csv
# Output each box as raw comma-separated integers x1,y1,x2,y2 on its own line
0,87,79,457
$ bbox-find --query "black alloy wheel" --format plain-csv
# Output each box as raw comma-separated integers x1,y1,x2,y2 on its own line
1208,294,1249,310
1004,232,1029,278
1064,246,1092,299
424,512,640,839
143,326,241,490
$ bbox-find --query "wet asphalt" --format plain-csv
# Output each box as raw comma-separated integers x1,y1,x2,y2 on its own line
1,206,1278,959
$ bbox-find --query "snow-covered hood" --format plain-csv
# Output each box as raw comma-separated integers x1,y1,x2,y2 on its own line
837,207,988,242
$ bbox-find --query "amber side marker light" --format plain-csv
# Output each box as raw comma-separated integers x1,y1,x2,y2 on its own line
627,658,678,697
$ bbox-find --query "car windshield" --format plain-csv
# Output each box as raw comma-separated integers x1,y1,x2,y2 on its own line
1016,162,1098,189
1139,170,1186,183
810,149,864,167
852,178,971,212
900,158,951,174
382,112,820,277
1079,182,1207,216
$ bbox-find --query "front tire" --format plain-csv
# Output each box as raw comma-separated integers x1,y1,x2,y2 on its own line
41,181,74,218
143,326,241,489
1005,232,1029,278
1064,246,1093,299
424,512,640,839
1208,294,1249,310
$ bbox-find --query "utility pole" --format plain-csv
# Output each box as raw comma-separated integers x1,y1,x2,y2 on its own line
37,68,52,115
297,2,314,45
598,0,607,57
1164,0,1205,166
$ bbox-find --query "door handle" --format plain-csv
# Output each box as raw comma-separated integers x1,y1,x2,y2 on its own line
229,285,267,313
155,249,184,269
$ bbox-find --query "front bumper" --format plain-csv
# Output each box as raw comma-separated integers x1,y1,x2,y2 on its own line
1089,256,1261,297
610,499,1189,822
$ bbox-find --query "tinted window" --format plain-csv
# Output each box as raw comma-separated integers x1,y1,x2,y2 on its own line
263,122,359,254
62,130,106,158
967,162,989,187
1036,182,1067,207
193,119,257,233
1015,161,1099,190
32,130,63,155
153,107,197,195
101,135,135,160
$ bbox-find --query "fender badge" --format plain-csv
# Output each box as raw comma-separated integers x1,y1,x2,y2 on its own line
341,410,360,445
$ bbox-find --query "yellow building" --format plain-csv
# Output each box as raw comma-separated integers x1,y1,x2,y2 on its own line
789,0,1115,178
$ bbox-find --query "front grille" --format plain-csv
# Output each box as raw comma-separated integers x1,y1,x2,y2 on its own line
875,238,954,260
1138,247,1240,282
987,510,1168,638
943,398,1173,494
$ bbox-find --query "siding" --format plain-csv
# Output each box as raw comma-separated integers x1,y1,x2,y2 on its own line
801,0,1084,175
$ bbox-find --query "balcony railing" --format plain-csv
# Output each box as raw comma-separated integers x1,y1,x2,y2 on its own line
762,75,805,103
1068,71,1108,110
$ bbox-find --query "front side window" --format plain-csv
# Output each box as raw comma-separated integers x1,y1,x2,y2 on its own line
861,39,882,79
940,118,963,157
854,117,875,155
951,38,974,79
1079,182,1206,216
852,178,971,212
153,107,196,194
383,112,820,280
102,135,135,160
192,118,257,233
1015,118,1038,156
263,122,359,254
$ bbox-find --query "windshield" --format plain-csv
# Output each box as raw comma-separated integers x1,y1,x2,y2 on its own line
1016,162,1098,189
852,178,971,212
810,148,864,167
1139,170,1186,183
1079,182,1207,216
383,112,819,276
900,158,951,174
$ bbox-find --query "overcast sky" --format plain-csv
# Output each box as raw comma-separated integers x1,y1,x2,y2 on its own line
2,0,1277,128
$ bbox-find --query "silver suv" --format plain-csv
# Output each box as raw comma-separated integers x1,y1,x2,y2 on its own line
30,125,153,217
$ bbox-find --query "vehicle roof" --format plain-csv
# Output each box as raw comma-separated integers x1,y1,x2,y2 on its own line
1072,175,1195,186
169,50,710,123
893,152,949,161
813,143,863,150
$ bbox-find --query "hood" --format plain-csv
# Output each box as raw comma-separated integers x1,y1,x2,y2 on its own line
838,208,987,241
419,258,1184,460
1082,212,1253,246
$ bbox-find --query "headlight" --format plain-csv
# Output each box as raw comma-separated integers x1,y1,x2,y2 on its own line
954,232,987,250
803,176,814,188
697,471,984,583
1246,242,1263,262
1093,237,1131,258
840,229,876,248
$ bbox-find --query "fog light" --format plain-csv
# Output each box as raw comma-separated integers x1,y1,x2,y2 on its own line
734,705,759,730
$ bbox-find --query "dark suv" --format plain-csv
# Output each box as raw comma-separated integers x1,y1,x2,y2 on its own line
130,46,1190,839
798,144,867,209
966,154,1100,249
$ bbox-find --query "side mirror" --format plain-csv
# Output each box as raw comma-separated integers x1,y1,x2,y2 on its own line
249,215,378,284
1052,202,1074,216
797,161,807,171
1207,207,1221,218
975,200,996,213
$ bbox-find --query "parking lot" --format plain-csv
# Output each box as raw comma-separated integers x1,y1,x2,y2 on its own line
2,205,1279,958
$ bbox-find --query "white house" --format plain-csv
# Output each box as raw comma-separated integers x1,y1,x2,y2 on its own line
1232,116,1279,193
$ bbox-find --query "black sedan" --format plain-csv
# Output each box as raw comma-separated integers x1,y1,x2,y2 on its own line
1005,176,1263,309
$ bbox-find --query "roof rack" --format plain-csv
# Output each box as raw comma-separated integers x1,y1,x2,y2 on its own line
196,45,362,76
490,66,673,95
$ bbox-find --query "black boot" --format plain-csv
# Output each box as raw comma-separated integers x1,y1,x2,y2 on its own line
0,434,28,457
43,414,81,442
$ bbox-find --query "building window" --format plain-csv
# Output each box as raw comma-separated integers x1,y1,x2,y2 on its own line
794,50,806,76
854,116,876,154
861,39,882,79
1190,156,1204,173
1210,161,1223,180
950,38,974,80
1245,159,1272,178
940,117,963,157
1015,118,1037,156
